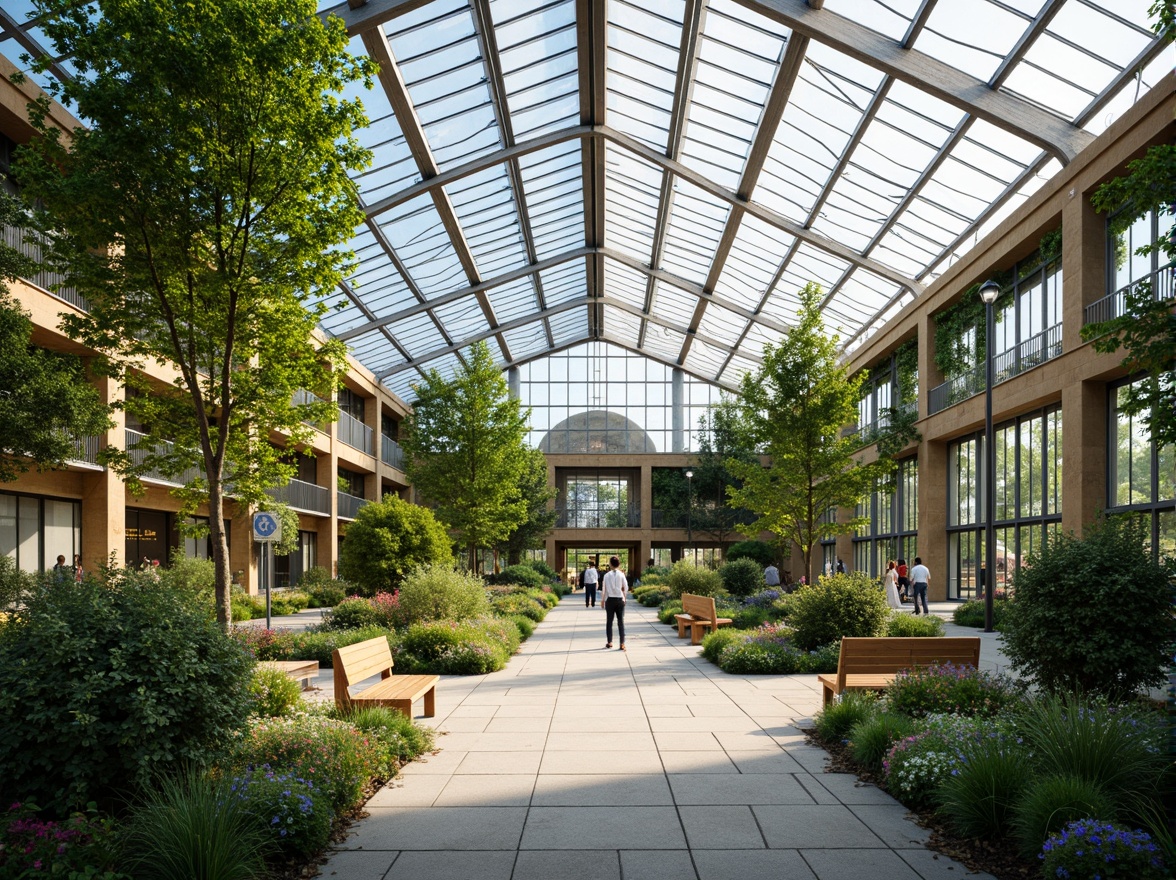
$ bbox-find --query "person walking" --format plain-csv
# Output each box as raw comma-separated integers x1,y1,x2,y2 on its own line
583,559,599,608
910,556,931,615
896,558,909,601
764,562,780,587
883,560,902,609
601,555,628,651
835,558,846,574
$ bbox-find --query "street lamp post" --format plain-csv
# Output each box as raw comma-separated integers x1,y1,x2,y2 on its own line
978,279,1002,633
685,469,694,565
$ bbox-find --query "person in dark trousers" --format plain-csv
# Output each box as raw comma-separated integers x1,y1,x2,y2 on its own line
910,556,931,615
896,558,909,601
583,559,599,608
601,555,628,651
835,558,846,574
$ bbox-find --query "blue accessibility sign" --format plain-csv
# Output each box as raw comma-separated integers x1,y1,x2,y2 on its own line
252,511,281,542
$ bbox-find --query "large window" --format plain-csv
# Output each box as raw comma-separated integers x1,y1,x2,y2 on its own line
991,253,1063,382
519,342,722,453
852,457,918,578
1108,381,1175,560
947,407,1062,598
557,470,636,528
0,492,81,573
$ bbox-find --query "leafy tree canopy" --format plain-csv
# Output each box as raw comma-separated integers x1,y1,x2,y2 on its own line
401,340,532,564
13,0,375,624
338,493,452,595
495,446,557,567
726,282,893,581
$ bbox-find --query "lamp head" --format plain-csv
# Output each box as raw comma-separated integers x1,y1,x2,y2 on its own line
685,470,693,479
978,279,1001,305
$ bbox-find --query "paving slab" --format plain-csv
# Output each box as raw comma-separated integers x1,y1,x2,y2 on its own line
316,600,1007,879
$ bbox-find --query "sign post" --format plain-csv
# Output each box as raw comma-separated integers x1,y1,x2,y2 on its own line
252,512,282,629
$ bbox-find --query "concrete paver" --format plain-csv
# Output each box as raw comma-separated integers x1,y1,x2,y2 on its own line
317,598,996,879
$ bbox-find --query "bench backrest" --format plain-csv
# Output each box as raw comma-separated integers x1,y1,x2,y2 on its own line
681,593,718,623
333,636,394,710
834,636,981,692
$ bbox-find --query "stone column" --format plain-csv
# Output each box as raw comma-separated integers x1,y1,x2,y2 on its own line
1061,187,1106,354
917,436,949,601
671,368,684,453
318,421,340,578
639,463,652,530
81,373,125,571
1061,380,1107,537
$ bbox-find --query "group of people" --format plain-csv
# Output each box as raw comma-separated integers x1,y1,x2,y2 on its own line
883,557,931,614
578,556,629,651
50,554,83,583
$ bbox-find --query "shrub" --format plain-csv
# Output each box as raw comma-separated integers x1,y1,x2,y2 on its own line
232,765,332,860
719,557,764,598
322,596,380,630
951,597,1012,629
333,705,435,764
884,613,945,637
159,551,215,600
634,585,672,607
522,558,558,581
1000,515,1176,696
1040,820,1167,880
370,591,401,628
700,627,748,663
884,663,1023,718
0,555,34,612
231,714,384,813
511,614,536,640
0,801,126,877
0,576,255,814
231,597,256,622
122,770,268,880
849,712,916,773
398,619,518,675
658,601,683,625
883,714,1004,808
935,730,1031,839
787,573,889,651
666,560,723,599
1015,693,1168,807
492,565,547,588
248,665,304,718
1012,774,1118,858
298,567,348,608
269,590,310,616
234,626,396,669
725,540,776,567
337,494,453,596
813,691,878,743
490,592,547,622
393,565,490,627
717,638,839,675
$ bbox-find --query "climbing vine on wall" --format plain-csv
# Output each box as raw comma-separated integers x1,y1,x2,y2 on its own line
894,339,918,405
1039,226,1062,264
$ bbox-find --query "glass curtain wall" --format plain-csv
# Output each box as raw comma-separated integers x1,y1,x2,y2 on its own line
852,457,917,578
1106,205,1175,316
948,407,1062,598
1107,380,1175,559
559,471,636,528
991,253,1063,381
0,491,82,573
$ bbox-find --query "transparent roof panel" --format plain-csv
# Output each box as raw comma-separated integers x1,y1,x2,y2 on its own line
605,0,684,151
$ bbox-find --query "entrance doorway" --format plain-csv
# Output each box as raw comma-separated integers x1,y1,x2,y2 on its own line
565,547,634,580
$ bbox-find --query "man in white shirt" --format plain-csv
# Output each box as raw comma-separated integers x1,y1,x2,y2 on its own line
600,555,628,651
583,559,599,608
909,556,931,615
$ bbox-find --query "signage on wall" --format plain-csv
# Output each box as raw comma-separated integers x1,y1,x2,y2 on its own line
252,512,281,543
125,529,157,540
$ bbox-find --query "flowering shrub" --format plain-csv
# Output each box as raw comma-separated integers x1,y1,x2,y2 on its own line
248,664,304,718
885,662,1023,717
1039,820,1166,879
322,596,379,630
700,628,747,663
370,591,402,629
332,706,436,765
231,714,385,813
743,589,782,608
716,625,840,675
883,713,1014,807
0,801,126,877
231,625,290,658
231,766,332,860
397,618,518,674
434,642,502,675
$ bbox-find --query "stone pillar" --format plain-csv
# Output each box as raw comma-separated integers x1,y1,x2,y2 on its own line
317,422,340,578
917,436,949,601
81,373,125,571
917,310,942,421
639,463,652,530
507,366,520,400
671,368,684,453
1062,187,1106,354
230,514,257,595
1061,380,1107,538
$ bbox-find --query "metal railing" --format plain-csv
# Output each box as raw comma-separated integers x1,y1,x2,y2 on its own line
67,435,102,466
928,324,1063,416
1084,263,1174,326
124,428,201,486
338,411,373,455
292,388,329,429
929,364,985,415
1,222,87,311
555,505,641,528
264,478,329,515
337,490,367,520
381,434,404,470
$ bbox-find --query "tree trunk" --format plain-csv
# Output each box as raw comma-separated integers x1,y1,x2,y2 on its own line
468,541,477,575
208,481,232,629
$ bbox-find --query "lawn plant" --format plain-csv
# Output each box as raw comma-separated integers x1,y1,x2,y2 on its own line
813,691,878,742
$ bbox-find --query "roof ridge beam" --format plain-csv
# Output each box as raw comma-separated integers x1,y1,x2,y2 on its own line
734,0,1092,163
576,0,606,342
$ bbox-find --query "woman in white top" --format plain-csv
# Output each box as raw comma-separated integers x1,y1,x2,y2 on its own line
884,560,902,609
600,555,629,651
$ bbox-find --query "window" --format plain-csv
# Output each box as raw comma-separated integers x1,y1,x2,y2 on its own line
0,492,81,573
338,387,365,422
337,467,364,498
851,458,917,578
558,469,636,528
1108,380,1175,560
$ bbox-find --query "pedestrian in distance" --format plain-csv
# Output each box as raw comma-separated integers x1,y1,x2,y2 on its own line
601,555,628,651
764,562,780,587
583,558,599,608
836,558,846,574
910,556,931,615
896,558,909,601
884,560,902,609
51,554,71,583
73,554,83,582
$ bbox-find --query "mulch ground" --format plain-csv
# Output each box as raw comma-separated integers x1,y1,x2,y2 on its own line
804,730,1037,880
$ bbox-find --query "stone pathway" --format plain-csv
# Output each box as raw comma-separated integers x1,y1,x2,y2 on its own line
316,599,995,880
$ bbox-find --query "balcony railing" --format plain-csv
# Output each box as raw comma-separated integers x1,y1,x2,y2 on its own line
264,478,329,515
929,364,985,415
2,222,87,311
292,388,328,428
67,435,102,467
1084,263,1174,326
337,490,367,520
381,434,404,470
124,428,201,486
928,324,1063,416
555,505,640,528
650,508,685,528
338,411,373,455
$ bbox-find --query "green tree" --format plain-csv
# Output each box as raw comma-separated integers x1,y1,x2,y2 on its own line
496,446,557,566
401,341,531,567
692,399,757,548
0,194,110,481
338,493,452,595
13,0,374,625
726,282,893,582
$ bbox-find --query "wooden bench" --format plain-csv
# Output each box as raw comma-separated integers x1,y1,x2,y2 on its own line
817,636,982,707
675,593,733,646
332,636,439,718
261,659,320,691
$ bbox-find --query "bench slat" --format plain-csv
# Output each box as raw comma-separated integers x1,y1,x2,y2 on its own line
332,636,438,718
821,636,981,707
354,674,439,703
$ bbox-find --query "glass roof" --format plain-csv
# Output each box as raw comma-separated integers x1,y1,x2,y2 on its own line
2,0,1168,397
